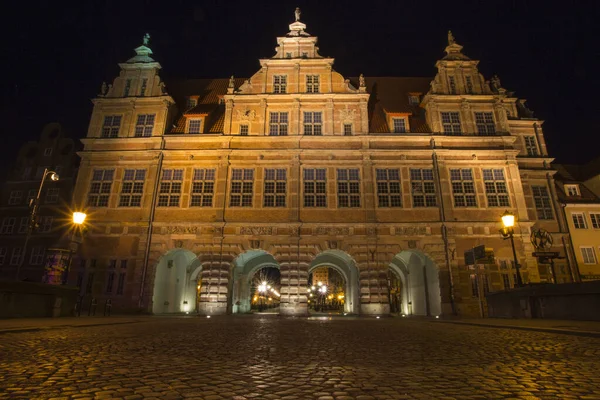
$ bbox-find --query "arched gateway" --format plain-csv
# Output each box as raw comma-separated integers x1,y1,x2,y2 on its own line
151,249,202,314
231,250,280,313
309,250,360,315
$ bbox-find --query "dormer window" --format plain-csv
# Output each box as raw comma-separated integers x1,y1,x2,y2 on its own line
408,95,420,105
186,98,197,110
392,118,407,133
286,52,292,58
188,119,202,134
565,184,580,197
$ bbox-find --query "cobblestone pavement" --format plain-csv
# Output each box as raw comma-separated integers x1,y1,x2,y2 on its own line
1,315,600,400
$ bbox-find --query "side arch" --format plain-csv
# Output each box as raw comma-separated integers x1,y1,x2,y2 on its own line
309,250,360,314
152,249,201,314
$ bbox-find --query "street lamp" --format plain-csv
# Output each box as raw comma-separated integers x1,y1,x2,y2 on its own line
499,210,523,287
16,168,59,280
258,281,267,311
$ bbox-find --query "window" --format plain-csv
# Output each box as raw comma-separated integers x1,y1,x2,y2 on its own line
306,75,320,93
269,112,288,136
88,169,114,207
117,271,126,295
302,52,308,58
524,136,539,156
304,168,327,207
119,169,146,207
27,189,36,205
532,186,553,220
18,217,28,234
441,112,461,135
85,272,94,294
483,169,509,207
470,274,478,297
8,191,22,205
36,166,49,179
502,273,511,290
190,169,215,207
303,112,322,136
188,119,202,134
44,147,53,156
451,169,477,207
408,95,420,105
158,169,183,207
572,213,587,229
1,218,16,234
102,116,122,138
134,114,155,137
22,167,31,180
10,248,22,266
140,78,148,96
286,52,292,58
29,246,45,265
273,75,287,94
343,124,352,136
0,248,6,265
124,79,131,97
565,184,580,197
475,112,496,135
240,124,249,136
392,118,407,133
590,213,600,229
186,98,197,109
120,259,128,270
465,76,473,94
448,76,456,94
38,216,53,233
264,169,287,207
230,169,254,207
376,169,402,207
337,169,361,208
45,188,59,204
581,247,597,264
410,169,437,207
482,275,490,294
106,260,116,293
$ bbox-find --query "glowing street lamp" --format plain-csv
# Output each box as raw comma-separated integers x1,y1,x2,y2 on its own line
499,210,523,287
73,212,87,225
62,211,88,285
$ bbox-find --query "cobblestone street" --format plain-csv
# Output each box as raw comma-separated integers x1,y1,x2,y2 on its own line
1,316,599,400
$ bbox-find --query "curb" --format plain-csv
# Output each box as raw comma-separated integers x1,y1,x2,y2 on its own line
0,320,145,335
434,320,600,338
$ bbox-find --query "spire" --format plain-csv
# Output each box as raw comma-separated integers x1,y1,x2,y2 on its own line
288,7,310,37
127,33,156,63
443,30,470,61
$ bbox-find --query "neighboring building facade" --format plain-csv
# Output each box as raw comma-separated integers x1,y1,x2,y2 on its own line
71,12,572,316
0,123,79,281
311,267,329,287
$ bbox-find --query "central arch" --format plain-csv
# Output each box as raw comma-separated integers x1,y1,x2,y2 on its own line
309,250,360,315
231,250,280,313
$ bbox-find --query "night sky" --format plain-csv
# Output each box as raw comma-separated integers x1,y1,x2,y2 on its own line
2,0,599,175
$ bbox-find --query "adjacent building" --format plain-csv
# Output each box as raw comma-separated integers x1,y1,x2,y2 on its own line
70,11,574,316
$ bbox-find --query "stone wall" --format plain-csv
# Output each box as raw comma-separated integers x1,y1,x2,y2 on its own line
0,281,79,318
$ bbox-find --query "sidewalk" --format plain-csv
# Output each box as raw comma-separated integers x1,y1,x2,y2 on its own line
435,317,600,337
0,315,151,334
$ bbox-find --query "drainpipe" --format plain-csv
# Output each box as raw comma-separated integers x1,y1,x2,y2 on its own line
138,137,165,310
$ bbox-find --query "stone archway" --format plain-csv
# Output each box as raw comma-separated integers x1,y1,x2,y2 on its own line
309,250,360,315
152,249,201,314
231,250,280,314
389,250,442,316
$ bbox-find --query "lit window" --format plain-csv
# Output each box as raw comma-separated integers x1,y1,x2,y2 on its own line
565,185,580,197
343,124,352,136
1,218,16,234
392,118,407,133
524,136,539,156
240,124,249,136
264,169,287,207
572,213,587,229
134,114,155,137
44,148,53,156
45,188,60,204
87,169,114,207
441,112,461,135
188,119,202,134
190,169,215,207
269,112,288,136
230,169,254,207
158,169,183,207
581,247,597,264
450,169,477,207
590,213,600,229
8,191,22,205
376,169,402,208
337,169,361,208
532,186,553,220
119,169,146,207
304,168,327,208
483,169,509,207
29,246,45,265
475,112,496,135
410,169,437,207
102,116,122,138
303,112,322,136
10,248,22,266
273,75,287,94
306,75,320,93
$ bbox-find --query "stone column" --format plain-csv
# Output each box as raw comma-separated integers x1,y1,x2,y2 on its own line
278,239,309,316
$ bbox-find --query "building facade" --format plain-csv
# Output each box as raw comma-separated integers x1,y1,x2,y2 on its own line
70,13,573,316
0,123,79,281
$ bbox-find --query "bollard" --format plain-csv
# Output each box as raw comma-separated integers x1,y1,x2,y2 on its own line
88,298,97,316
104,299,112,317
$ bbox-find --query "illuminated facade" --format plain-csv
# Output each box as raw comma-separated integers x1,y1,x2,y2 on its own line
71,12,574,316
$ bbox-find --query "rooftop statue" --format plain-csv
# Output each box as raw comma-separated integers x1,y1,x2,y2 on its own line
295,7,301,22
228,75,235,89
359,74,365,88
143,33,150,47
448,30,455,46
491,74,502,91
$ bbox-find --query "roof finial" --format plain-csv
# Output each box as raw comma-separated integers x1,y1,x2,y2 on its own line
448,30,455,46
143,33,150,47
295,7,301,22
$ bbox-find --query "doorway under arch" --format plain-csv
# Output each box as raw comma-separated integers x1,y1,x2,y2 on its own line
231,250,280,314
389,250,442,316
309,250,360,315
152,249,202,314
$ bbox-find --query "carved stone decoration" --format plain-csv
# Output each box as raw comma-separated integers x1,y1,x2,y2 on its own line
165,226,201,235
235,108,256,122
174,240,183,248
327,240,338,249
339,108,356,122
250,240,261,249
240,226,274,235
366,227,377,237
289,226,300,237
316,227,350,236
214,226,223,236
395,226,428,236
408,240,417,249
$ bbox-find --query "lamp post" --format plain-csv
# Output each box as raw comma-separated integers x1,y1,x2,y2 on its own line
258,282,267,311
16,168,59,281
499,210,524,287
62,212,87,285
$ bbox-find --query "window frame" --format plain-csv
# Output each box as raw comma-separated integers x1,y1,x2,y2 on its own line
273,75,287,94
450,168,477,208
532,185,554,220
119,169,146,207
572,212,587,229
8,190,22,205
441,112,462,135
263,168,287,208
101,115,122,138
229,168,254,207
158,169,183,207
392,118,407,133
303,111,323,136
303,168,327,208
87,169,114,207
134,114,156,137
269,112,289,136
590,213,600,229
483,169,510,207
474,112,496,136
190,168,215,207
565,184,580,197
239,124,249,136
581,247,597,264
45,188,60,204
306,75,320,93
336,168,361,208
376,169,402,208
410,168,437,208
187,118,202,134
524,136,539,156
